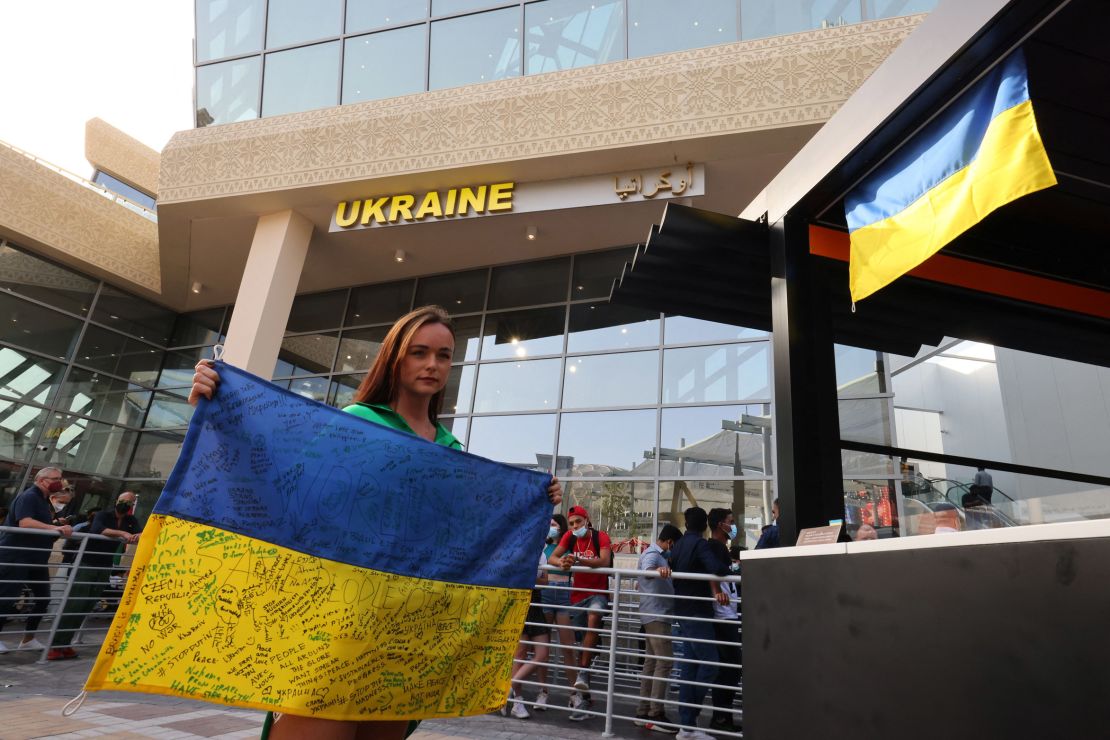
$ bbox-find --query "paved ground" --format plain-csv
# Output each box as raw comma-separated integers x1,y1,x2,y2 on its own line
0,642,669,740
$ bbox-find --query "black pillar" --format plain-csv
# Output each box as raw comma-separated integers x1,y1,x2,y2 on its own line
768,214,844,545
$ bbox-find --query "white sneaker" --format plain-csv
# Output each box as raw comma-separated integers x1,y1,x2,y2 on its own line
573,676,589,692
499,691,512,716
676,730,715,740
568,692,589,721
19,638,45,651
510,700,530,719
533,690,548,711
0,642,8,654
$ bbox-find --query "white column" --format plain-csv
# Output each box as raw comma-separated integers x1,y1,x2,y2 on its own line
222,210,313,377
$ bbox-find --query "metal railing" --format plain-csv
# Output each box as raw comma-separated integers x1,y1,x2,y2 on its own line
508,563,744,738
0,525,130,663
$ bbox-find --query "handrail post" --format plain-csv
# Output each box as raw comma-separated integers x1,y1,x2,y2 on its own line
602,573,622,738
40,535,88,663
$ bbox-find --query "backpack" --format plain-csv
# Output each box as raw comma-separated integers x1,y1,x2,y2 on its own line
566,528,611,567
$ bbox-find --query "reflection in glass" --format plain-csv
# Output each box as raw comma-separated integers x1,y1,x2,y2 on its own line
274,333,340,377
263,42,341,117
196,0,265,61
662,343,770,404
741,0,861,40
473,359,561,413
330,374,363,409
433,0,503,15
562,351,659,408
414,269,486,314
196,56,261,126
839,398,893,445
841,451,896,478
443,364,475,415
467,413,555,468
0,348,65,408
93,286,177,346
835,344,881,395
1,295,80,361
628,0,737,58
430,8,521,90
870,0,938,18
557,409,656,477
267,0,343,47
660,404,771,477
38,414,138,478
660,480,767,547
348,0,429,32
344,26,427,103
289,376,330,404
144,391,195,429
567,303,659,352
0,404,48,461
158,347,217,388
171,308,225,347
346,280,413,326
57,368,150,428
572,247,635,299
451,315,482,362
92,171,156,210
0,244,98,315
481,307,564,360
664,315,766,344
488,257,570,310
440,416,469,446
526,0,625,74
128,430,185,479
563,480,655,545
337,327,388,373
76,326,164,387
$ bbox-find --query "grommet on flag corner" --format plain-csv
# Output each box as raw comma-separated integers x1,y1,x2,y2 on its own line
61,690,87,717
212,344,225,362
850,301,857,314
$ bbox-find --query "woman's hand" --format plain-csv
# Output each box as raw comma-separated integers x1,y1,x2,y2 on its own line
546,477,562,506
188,361,220,406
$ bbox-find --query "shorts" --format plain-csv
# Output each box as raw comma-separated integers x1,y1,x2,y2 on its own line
570,593,610,629
523,603,549,638
541,580,572,617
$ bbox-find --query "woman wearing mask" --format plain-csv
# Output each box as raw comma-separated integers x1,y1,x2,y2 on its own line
190,305,562,740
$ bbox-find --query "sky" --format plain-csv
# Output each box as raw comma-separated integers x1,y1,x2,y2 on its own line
0,0,195,177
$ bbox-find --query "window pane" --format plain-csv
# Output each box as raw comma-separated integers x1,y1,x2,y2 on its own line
287,290,348,333
0,461,29,507
662,343,770,403
628,0,737,58
57,368,151,427
39,415,138,478
274,333,340,377
0,405,49,461
344,26,427,103
572,247,635,299
741,0,862,40
92,171,156,209
664,315,766,344
330,374,363,408
659,480,767,547
346,280,413,326
144,390,195,429
452,315,482,362
841,450,897,478
0,243,98,315
660,404,771,477
467,413,555,469
158,347,217,388
473,358,561,412
170,308,225,347
481,307,565,360
433,0,500,15
196,55,261,126
289,376,330,404
526,0,625,74
262,42,341,117
563,351,659,408
443,364,475,415
562,481,654,550
488,257,570,309
76,326,164,387
557,409,657,477
440,416,468,446
414,269,486,314
1,293,83,361
336,327,388,373
348,0,429,33
128,430,185,479
835,344,881,395
196,0,265,61
93,285,177,345
870,0,938,18
567,303,658,352
430,8,522,90
267,0,342,47
0,347,65,408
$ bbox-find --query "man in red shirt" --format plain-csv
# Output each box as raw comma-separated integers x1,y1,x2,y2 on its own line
548,505,611,721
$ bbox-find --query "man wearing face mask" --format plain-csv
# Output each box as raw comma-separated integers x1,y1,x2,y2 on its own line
0,467,73,652
47,491,142,660
707,508,742,734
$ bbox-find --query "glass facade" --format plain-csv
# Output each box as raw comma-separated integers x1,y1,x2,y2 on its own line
194,0,938,125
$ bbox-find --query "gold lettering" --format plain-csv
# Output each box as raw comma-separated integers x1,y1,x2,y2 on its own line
360,197,390,225
335,201,361,228
444,189,458,217
413,191,443,220
389,194,415,223
487,182,514,212
457,186,487,216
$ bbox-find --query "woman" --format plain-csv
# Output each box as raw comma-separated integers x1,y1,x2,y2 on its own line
502,546,551,719
540,514,575,706
190,305,562,740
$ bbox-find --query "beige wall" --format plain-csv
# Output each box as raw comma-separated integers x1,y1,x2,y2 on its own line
85,118,160,197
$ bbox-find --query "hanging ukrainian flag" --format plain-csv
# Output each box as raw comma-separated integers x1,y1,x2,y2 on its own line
85,362,552,721
845,49,1056,303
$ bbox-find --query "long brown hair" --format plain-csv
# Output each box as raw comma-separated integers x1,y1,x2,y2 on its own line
352,305,455,424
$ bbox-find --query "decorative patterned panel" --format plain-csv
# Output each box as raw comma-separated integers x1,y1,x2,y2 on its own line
161,17,923,203
85,118,161,197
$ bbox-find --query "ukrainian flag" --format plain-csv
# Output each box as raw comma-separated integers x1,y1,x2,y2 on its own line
845,50,1056,303
85,362,552,721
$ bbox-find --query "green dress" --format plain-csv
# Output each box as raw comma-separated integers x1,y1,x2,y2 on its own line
260,402,461,739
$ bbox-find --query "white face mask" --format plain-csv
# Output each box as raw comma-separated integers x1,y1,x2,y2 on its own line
572,525,588,539
52,502,65,512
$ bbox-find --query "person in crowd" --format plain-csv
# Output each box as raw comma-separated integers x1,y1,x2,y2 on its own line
670,507,731,740
706,509,742,735
0,467,73,652
49,486,78,527
48,491,142,660
853,523,878,541
968,467,994,506
635,523,682,733
503,548,552,720
191,305,563,740
72,508,101,534
538,514,572,711
755,498,780,549
548,504,612,722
